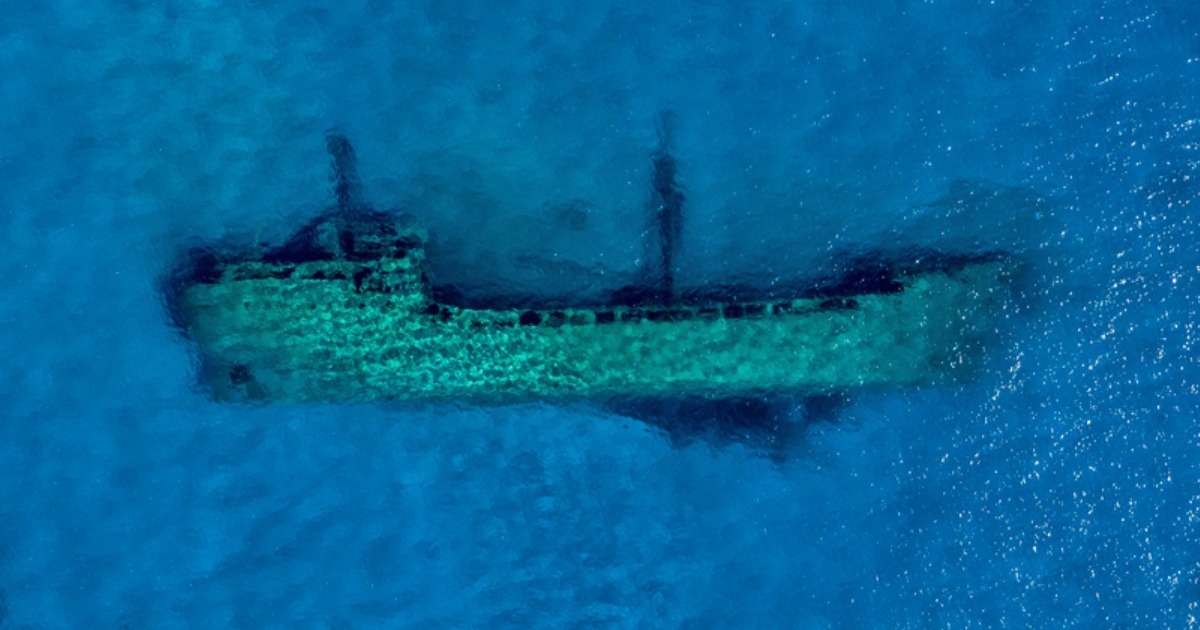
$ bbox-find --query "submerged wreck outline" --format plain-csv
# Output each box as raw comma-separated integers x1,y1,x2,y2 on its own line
167,127,1015,426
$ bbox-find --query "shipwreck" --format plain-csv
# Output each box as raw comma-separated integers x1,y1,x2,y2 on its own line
167,127,1014,411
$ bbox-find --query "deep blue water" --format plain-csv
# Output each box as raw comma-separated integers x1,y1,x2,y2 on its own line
2,1,1199,627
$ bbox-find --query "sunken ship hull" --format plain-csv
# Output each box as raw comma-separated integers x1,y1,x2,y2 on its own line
175,221,1013,404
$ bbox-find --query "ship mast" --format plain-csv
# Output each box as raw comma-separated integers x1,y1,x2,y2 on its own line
649,110,684,305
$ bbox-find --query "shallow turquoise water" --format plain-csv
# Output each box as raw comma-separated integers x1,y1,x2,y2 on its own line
1,1,1198,627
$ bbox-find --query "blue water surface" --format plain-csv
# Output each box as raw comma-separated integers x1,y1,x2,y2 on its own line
1,1,1199,627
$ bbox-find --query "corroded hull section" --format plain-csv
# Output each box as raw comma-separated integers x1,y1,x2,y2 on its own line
175,222,1013,404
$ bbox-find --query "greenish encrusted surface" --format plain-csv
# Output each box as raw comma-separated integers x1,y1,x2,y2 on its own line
178,232,1012,403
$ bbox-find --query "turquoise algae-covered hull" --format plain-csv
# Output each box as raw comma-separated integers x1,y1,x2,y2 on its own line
175,221,1013,404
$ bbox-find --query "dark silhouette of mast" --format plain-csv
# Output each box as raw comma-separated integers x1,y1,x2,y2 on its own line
326,131,370,215
649,110,684,304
